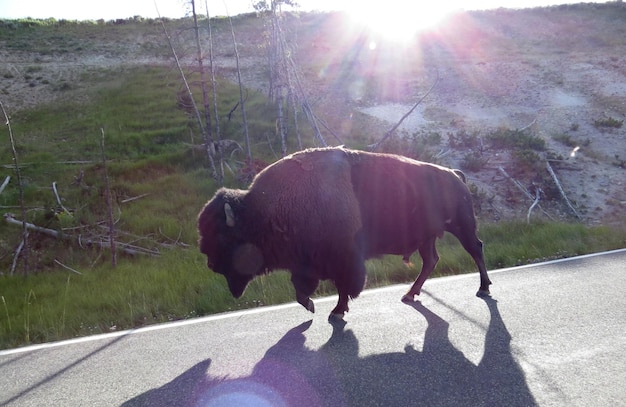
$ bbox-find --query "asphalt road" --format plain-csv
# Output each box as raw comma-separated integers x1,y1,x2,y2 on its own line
1,249,625,407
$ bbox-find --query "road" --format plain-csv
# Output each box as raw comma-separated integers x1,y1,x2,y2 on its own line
1,249,625,407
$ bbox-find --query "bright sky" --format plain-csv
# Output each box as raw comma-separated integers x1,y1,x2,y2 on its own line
0,0,612,21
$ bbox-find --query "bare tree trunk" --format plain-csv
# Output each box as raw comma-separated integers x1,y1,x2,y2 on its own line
204,1,224,184
270,2,288,155
262,1,326,152
191,1,212,137
226,10,252,161
100,128,117,267
1,99,28,274
190,0,222,184
155,5,218,180
288,90,303,150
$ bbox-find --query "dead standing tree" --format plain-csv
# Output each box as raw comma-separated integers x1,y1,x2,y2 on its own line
256,0,327,155
204,0,225,181
190,0,225,184
1,99,29,275
156,3,219,181
100,128,117,267
223,5,253,162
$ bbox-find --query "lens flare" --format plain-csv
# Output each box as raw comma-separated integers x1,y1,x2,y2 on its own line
347,3,458,42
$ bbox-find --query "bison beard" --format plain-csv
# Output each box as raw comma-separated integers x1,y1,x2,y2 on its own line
198,147,491,321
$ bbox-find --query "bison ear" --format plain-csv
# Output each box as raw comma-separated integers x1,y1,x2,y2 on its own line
224,202,236,227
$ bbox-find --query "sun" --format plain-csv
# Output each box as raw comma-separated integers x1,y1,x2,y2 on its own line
346,3,458,42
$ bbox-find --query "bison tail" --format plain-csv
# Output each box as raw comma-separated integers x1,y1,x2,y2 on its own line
453,169,466,183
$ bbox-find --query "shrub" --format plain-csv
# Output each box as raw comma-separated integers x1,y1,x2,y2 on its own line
486,127,546,151
593,117,623,129
448,130,483,150
461,151,489,172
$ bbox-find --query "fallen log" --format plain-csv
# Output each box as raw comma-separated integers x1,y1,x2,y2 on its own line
3,213,159,256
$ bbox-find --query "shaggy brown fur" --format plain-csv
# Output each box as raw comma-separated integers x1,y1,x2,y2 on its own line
198,147,491,320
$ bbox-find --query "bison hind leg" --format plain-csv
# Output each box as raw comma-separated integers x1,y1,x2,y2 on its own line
476,289,491,297
450,228,492,297
401,293,417,303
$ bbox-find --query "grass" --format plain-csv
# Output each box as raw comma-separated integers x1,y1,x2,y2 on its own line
1,220,624,349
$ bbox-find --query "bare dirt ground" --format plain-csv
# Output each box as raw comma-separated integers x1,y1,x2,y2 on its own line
1,4,625,226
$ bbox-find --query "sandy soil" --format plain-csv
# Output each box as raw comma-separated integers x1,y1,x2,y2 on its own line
358,52,626,224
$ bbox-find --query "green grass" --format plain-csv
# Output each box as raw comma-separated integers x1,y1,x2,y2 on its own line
368,221,626,285
1,221,624,350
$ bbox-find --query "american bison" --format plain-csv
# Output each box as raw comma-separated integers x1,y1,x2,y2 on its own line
198,147,491,320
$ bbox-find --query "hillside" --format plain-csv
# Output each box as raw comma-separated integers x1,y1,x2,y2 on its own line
1,3,625,228
0,3,626,230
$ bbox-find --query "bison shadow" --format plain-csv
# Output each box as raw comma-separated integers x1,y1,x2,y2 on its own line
121,298,536,407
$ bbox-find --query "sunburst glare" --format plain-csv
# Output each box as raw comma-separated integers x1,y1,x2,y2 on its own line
346,3,459,42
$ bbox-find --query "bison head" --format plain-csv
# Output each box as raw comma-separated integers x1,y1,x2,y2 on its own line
198,189,265,298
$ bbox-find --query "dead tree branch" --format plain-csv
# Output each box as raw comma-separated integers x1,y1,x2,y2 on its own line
0,175,9,195
546,161,582,220
527,187,541,223
1,160,94,169
10,234,26,276
370,71,440,151
52,181,71,216
498,166,555,221
54,259,83,275
121,193,150,204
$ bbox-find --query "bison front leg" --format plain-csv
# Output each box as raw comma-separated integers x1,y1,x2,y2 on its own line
291,273,318,313
329,254,367,322
402,238,439,303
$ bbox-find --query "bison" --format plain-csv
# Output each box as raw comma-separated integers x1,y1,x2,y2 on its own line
198,147,491,320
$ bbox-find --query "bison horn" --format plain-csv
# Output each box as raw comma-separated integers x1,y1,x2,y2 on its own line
224,202,236,227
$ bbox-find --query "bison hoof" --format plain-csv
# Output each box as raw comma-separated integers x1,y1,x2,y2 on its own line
401,293,416,303
306,299,315,313
476,289,491,298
